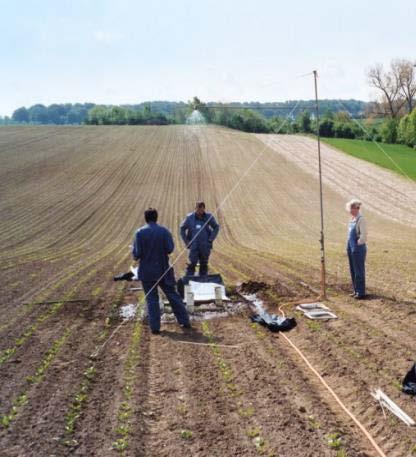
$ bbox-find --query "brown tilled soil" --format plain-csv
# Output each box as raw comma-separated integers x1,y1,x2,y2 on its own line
1,126,416,456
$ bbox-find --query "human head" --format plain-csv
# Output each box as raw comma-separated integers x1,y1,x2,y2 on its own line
144,207,158,223
345,199,362,217
195,201,206,217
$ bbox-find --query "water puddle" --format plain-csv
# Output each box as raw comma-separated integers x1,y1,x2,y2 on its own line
241,293,266,313
121,300,247,323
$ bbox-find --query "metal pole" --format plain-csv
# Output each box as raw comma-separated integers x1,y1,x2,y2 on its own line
313,70,327,300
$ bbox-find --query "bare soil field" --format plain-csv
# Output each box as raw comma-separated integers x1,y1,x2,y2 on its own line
1,125,416,456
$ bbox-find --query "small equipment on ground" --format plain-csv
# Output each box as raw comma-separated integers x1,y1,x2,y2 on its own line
296,302,337,320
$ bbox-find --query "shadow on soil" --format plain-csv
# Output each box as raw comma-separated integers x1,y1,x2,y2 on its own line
159,328,223,345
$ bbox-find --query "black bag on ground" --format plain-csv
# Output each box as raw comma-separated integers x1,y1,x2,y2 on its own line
250,311,297,332
113,271,134,281
402,362,416,396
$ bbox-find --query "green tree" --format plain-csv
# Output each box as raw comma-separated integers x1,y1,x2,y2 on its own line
47,104,66,124
319,118,334,137
298,110,311,133
109,106,127,124
12,107,29,123
28,104,49,123
334,122,355,139
380,118,398,143
334,111,351,123
86,106,109,125
398,108,416,147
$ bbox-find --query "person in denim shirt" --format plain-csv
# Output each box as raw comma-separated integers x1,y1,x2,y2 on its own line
133,208,190,334
180,201,220,276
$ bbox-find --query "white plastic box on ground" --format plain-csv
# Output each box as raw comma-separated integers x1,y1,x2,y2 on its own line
188,281,229,303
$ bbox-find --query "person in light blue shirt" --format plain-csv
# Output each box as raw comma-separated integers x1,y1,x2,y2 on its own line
133,208,190,334
180,201,220,276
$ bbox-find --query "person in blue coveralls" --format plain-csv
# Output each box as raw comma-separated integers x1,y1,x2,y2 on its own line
346,199,368,299
180,201,220,276
133,208,190,334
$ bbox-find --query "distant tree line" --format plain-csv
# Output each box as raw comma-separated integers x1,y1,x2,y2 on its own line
6,87,415,148
11,103,95,124
203,105,380,138
198,101,415,148
192,96,374,136
86,105,169,125
8,102,190,126
206,99,366,119
8,99,367,126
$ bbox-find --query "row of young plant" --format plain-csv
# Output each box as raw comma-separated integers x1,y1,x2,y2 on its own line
299,300,414,396
308,321,411,455
0,240,128,370
112,314,143,454
2,133,164,356
61,282,126,447
247,316,350,457
1,328,71,428
0,243,118,336
268,288,415,455
0,145,103,258
1,127,149,275
201,321,276,456
0,190,128,334
1,125,167,293
0,144,133,266
0,279,125,432
0,262,101,366
0,202,133,341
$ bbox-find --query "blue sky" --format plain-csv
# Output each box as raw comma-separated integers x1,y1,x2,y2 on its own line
1,0,415,115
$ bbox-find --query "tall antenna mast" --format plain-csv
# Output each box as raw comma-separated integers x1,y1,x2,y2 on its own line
313,70,327,300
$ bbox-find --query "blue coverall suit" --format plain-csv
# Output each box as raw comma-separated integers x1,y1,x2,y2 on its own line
133,222,190,332
347,216,367,297
180,212,220,276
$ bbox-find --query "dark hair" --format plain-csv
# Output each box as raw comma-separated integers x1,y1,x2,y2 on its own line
144,207,158,223
195,201,205,209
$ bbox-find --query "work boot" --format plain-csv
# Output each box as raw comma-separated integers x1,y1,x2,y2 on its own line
181,323,192,330
151,329,161,335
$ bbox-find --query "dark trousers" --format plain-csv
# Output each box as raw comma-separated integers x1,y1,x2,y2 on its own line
347,245,367,297
186,247,210,276
142,278,190,332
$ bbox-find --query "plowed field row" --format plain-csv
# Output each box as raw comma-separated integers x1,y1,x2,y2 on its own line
1,125,416,456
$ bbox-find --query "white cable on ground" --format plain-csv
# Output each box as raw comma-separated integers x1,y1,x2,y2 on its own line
173,340,244,349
